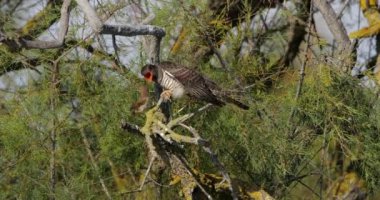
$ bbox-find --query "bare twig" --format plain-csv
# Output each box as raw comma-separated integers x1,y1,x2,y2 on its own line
141,13,156,25
80,128,112,199
288,1,314,138
49,54,63,200
75,0,165,63
297,180,321,199
179,123,238,200
259,13,269,32
121,93,240,199
336,0,350,20
111,34,121,64
2,0,71,50
147,176,171,187
139,156,157,190
119,138,158,194
49,63,59,200
320,120,329,199
313,0,351,52
154,120,201,144
173,154,213,200
76,0,103,32
207,39,230,71
168,103,212,128
153,36,162,64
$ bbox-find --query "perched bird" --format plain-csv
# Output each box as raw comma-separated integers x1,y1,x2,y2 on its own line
141,61,249,110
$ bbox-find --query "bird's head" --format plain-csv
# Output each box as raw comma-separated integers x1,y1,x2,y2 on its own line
141,64,160,83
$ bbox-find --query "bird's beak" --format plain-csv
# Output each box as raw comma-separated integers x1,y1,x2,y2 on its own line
145,72,153,82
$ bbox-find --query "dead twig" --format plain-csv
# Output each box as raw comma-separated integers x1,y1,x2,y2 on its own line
313,0,351,53
336,0,350,20
1,0,71,50
288,1,314,139
122,94,237,199
169,103,212,128
80,127,112,199
111,34,121,65
120,156,157,194
173,154,213,200
207,39,230,72
179,123,238,200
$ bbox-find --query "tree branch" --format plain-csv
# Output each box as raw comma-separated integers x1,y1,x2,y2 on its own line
75,0,165,75
288,1,314,138
173,154,213,200
80,127,112,199
179,123,238,200
20,0,65,38
1,0,165,52
100,25,165,38
75,0,103,33
1,0,71,50
121,95,246,199
313,0,351,51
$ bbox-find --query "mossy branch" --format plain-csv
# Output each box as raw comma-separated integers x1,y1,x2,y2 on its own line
1,0,71,50
20,0,66,38
121,97,243,199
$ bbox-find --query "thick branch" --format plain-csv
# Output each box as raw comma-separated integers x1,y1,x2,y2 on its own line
122,97,244,199
75,0,165,38
0,58,42,76
76,0,103,32
276,1,310,68
20,0,65,38
1,0,71,50
313,0,351,51
288,1,314,139
100,25,165,38
1,0,165,52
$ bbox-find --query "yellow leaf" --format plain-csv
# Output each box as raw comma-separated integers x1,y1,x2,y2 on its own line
329,172,366,199
351,2,380,39
364,8,380,25
360,0,377,10
349,23,380,39
169,175,182,185
248,189,275,200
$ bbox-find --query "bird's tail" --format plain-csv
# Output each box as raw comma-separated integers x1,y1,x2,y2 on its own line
223,95,249,110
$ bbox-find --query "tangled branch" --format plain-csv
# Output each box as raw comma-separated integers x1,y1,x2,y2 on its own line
121,97,239,199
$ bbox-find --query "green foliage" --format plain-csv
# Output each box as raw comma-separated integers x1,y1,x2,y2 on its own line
171,60,380,197
0,58,148,198
1,1,380,199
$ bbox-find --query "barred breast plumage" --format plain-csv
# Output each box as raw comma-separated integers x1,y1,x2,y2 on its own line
141,61,249,110
160,71,185,99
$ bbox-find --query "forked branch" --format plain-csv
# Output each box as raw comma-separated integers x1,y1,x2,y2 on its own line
122,97,239,199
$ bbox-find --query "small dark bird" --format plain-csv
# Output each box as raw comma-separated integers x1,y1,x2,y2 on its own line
141,61,249,110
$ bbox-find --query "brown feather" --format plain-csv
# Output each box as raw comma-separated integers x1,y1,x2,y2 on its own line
142,61,249,110
159,61,225,106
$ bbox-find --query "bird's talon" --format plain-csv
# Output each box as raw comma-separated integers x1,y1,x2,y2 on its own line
160,90,172,102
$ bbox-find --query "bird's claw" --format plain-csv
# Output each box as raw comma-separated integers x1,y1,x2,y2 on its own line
160,90,172,102
216,178,227,188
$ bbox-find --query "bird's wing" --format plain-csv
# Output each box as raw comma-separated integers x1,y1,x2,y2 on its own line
160,63,224,105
